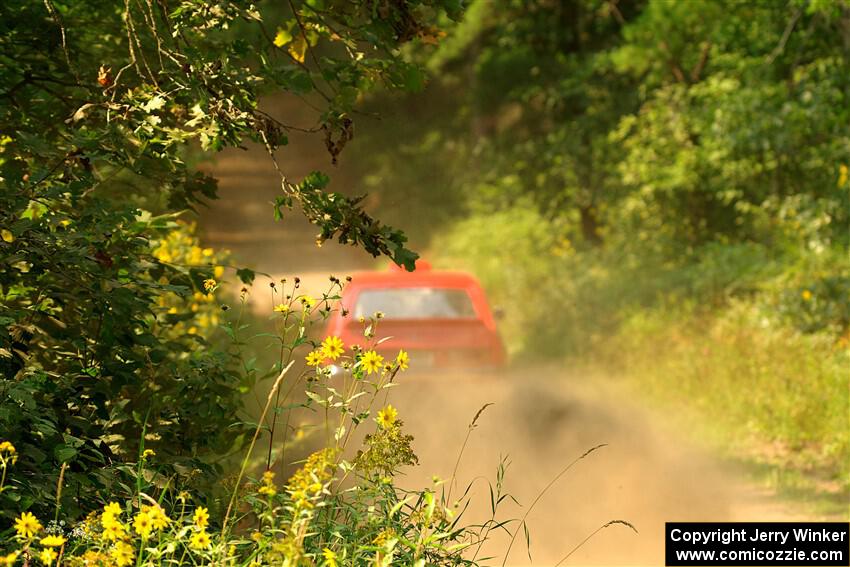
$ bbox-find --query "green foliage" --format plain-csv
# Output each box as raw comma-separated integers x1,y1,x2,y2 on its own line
356,0,850,349
772,256,850,335
1,0,463,520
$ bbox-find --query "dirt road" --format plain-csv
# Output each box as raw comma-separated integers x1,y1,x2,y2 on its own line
388,371,816,565
198,127,826,566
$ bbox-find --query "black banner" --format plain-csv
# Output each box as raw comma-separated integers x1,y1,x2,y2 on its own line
666,522,850,566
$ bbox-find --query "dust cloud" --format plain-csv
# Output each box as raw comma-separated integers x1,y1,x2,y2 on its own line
385,369,809,565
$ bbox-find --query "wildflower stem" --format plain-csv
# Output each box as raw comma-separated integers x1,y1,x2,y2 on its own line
137,410,152,511
54,462,67,525
273,369,308,475
221,361,294,539
267,342,293,469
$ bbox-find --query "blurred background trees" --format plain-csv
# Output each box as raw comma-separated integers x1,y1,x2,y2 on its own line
353,0,849,353
349,0,849,492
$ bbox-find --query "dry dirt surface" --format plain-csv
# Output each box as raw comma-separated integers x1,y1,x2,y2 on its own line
199,124,829,566
385,369,814,566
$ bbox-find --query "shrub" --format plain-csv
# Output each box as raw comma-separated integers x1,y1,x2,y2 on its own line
0,211,248,521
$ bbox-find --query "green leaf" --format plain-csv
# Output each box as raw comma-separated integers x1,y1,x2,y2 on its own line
393,246,419,272
273,27,293,47
236,268,255,285
400,63,424,92
54,445,78,463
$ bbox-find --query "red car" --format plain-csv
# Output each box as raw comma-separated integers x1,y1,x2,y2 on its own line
326,261,506,369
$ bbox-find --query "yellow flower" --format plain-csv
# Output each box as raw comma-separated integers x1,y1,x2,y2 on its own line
300,295,316,309
190,529,212,550
322,548,338,567
110,541,134,567
40,535,66,547
0,441,17,465
203,279,217,292
38,548,57,566
142,448,155,459
14,511,42,539
1,229,14,243
274,303,289,313
101,517,127,541
320,336,344,361
360,350,384,375
133,511,153,539
305,350,324,367
146,505,170,530
258,469,277,496
396,349,409,371
250,531,262,542
103,502,122,517
801,289,813,301
376,405,398,429
214,265,225,278
0,551,19,566
193,507,209,529
839,164,848,188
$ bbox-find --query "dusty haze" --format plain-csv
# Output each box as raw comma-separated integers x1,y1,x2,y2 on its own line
197,99,831,566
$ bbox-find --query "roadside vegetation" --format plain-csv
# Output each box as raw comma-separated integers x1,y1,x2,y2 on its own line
0,0,527,564
351,0,850,502
1,293,514,567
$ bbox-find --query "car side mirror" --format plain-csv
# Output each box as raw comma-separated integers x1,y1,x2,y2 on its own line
492,306,505,321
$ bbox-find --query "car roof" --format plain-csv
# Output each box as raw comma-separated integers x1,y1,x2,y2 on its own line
347,269,481,289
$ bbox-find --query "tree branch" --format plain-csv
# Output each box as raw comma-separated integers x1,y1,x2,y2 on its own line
767,5,804,64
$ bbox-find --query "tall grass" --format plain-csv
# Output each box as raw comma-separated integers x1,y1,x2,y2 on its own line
601,302,849,491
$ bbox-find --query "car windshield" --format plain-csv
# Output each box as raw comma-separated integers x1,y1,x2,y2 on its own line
353,288,477,319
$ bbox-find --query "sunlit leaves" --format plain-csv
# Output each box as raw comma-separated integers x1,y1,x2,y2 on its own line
273,27,294,47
